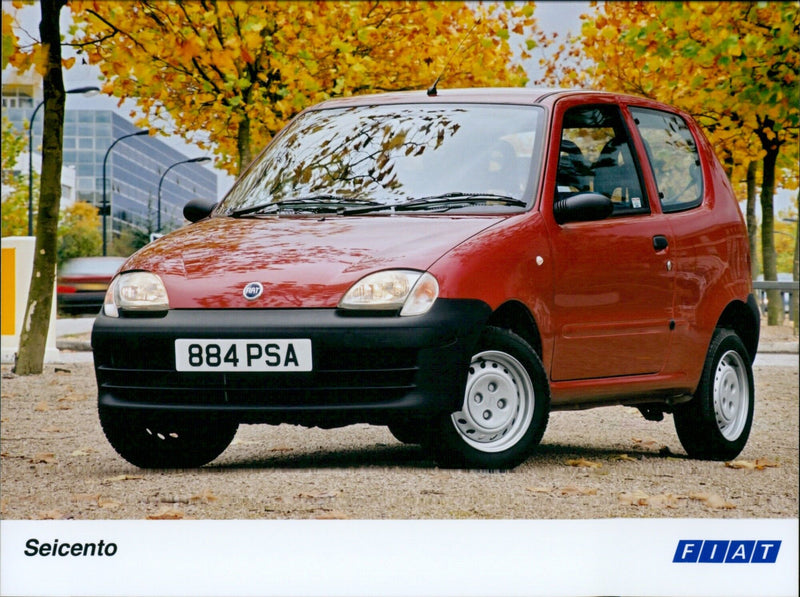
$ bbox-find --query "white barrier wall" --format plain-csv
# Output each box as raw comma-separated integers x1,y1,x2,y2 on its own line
1,236,59,363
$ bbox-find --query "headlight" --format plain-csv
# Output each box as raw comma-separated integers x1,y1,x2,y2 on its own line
103,271,169,317
339,270,439,316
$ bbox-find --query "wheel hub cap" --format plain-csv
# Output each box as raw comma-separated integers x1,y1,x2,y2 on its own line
452,350,535,453
713,349,748,441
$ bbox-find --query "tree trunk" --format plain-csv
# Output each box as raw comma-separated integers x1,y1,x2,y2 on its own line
236,109,252,175
745,160,759,282
14,0,67,375
759,148,781,326
793,188,799,336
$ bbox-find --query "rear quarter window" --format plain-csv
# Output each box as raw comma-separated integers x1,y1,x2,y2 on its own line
630,107,703,212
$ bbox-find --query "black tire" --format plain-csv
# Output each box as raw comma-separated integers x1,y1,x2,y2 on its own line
429,327,550,469
674,328,755,460
99,405,238,468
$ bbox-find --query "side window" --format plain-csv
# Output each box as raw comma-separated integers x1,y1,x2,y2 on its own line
630,107,702,212
556,105,648,215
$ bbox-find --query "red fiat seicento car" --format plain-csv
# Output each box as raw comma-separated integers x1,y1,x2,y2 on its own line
93,88,760,469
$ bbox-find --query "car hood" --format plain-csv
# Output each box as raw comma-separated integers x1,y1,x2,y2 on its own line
122,215,504,308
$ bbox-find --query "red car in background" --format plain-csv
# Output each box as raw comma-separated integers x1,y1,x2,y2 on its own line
92,88,759,470
57,256,127,314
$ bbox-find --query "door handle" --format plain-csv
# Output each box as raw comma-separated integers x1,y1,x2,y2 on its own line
653,235,669,251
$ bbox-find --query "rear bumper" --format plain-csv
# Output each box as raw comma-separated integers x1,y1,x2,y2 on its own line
92,299,491,426
57,291,105,312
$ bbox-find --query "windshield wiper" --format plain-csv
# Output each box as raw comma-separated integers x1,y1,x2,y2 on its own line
230,196,382,217
342,192,528,215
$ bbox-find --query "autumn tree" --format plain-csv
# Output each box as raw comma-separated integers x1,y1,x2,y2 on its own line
57,201,102,263
11,0,69,374
539,1,799,325
69,1,545,175
1,116,39,236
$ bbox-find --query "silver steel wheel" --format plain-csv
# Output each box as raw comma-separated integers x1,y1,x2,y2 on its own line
451,350,535,453
713,349,749,441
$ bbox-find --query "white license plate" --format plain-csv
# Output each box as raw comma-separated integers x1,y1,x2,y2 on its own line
175,339,312,372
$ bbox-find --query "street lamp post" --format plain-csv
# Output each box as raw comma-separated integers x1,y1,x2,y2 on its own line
157,157,211,233
101,129,149,255
27,86,100,236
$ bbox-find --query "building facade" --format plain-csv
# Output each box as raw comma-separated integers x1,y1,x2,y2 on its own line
2,71,217,248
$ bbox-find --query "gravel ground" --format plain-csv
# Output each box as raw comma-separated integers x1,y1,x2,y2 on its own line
1,324,797,521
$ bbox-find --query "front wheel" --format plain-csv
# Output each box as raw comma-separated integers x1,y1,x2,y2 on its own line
99,405,238,468
430,327,550,469
673,328,755,460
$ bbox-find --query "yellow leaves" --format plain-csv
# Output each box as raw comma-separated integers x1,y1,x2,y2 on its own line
147,507,185,520
689,493,736,510
103,474,144,483
30,452,56,464
175,36,205,63
618,490,680,508
611,454,638,462
725,459,780,471
68,0,547,174
619,491,736,510
566,458,603,468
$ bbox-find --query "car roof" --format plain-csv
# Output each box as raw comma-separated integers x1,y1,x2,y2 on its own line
59,256,127,274
304,87,651,111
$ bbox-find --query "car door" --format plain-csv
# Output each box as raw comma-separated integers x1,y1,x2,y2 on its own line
546,102,676,381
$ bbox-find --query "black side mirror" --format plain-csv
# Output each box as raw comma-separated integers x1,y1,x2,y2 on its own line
183,198,218,223
553,192,613,225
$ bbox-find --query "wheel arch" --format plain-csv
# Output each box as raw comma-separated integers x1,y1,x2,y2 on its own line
716,294,761,363
486,300,543,357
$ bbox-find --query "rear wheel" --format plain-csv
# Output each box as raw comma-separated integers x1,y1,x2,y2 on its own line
99,406,238,468
430,327,549,469
674,328,754,460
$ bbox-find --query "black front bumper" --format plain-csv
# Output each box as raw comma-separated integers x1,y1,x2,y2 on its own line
92,299,491,426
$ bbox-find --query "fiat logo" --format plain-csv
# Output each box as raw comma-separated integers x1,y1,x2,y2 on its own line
243,282,263,301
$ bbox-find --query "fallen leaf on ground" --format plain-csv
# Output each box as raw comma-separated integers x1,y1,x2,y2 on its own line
30,452,57,464
647,493,682,509
526,486,552,494
37,510,64,519
58,394,87,402
147,508,184,520
690,492,736,509
298,491,339,500
560,485,598,496
618,491,651,506
34,402,49,412
725,459,780,470
611,454,638,462
566,458,602,468
98,498,121,510
190,489,218,503
71,447,96,457
104,474,144,483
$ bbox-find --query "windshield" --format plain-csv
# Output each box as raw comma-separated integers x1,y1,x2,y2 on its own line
219,103,543,215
